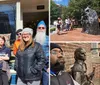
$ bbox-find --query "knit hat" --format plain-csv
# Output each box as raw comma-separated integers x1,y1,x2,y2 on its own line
22,28,33,35
50,43,63,52
37,20,46,28
16,29,22,34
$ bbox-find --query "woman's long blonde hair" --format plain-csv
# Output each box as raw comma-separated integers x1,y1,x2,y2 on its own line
19,36,34,51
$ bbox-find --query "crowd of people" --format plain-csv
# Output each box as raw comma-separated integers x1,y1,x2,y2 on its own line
56,17,77,35
0,20,49,85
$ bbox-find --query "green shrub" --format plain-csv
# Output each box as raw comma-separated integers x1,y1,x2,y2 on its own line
50,28,56,32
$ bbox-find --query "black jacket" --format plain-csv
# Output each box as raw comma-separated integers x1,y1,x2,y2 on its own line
51,71,74,85
15,42,45,81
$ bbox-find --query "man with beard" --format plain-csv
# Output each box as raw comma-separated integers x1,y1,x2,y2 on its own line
50,43,80,85
71,48,95,85
34,20,49,85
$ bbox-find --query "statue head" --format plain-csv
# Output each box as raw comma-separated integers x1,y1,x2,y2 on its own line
84,7,90,16
74,47,86,61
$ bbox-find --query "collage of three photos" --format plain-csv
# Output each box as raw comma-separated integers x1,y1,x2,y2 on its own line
0,0,100,85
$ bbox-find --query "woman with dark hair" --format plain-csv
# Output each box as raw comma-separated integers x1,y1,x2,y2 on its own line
57,17,62,35
15,28,45,85
0,36,11,85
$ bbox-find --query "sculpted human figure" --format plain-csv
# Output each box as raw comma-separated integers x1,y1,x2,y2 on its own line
71,48,95,85
82,7,100,35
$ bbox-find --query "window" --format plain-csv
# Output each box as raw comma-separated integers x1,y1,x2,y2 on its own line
0,4,16,43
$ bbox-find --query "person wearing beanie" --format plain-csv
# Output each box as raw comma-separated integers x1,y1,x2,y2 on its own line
15,27,45,85
50,43,80,85
35,20,48,45
13,29,22,55
34,20,49,85
22,28,33,35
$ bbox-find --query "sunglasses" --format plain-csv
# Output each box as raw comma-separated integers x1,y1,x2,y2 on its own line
51,50,63,55
17,33,21,36
38,27,45,30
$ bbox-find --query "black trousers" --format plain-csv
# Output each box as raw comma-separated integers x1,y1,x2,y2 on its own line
0,70,9,85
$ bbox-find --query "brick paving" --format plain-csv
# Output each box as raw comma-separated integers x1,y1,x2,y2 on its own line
50,28,100,41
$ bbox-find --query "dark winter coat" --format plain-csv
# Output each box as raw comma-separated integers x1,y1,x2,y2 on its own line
51,71,74,85
15,42,45,81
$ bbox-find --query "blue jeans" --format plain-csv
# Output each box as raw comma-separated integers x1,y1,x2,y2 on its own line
42,71,49,85
66,24,70,30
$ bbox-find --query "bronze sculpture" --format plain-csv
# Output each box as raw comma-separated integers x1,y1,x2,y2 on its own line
71,47,95,85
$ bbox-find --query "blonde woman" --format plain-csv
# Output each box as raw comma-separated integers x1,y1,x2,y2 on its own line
15,28,45,85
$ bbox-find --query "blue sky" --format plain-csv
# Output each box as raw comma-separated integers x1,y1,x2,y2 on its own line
53,0,69,6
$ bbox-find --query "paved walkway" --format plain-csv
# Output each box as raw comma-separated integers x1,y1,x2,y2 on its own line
50,28,100,41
